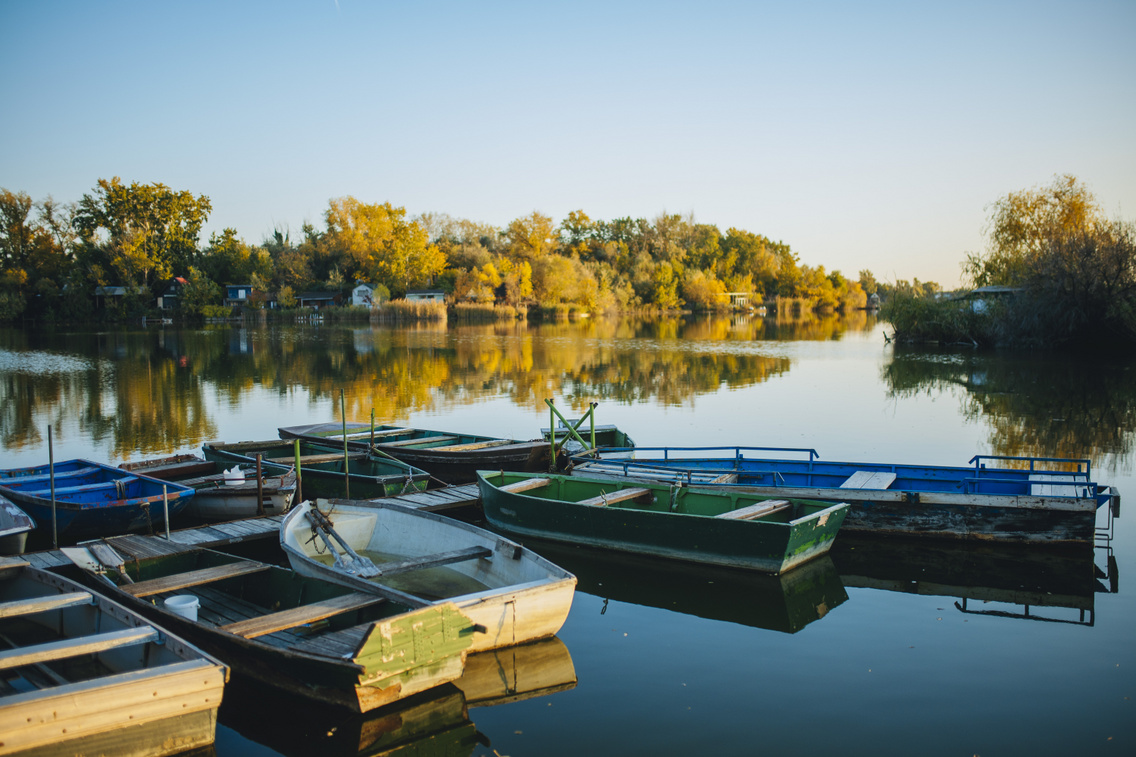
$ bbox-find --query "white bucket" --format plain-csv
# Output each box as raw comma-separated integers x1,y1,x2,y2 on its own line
223,465,245,486
164,595,200,622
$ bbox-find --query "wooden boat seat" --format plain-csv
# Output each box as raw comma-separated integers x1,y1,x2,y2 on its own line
576,488,653,507
376,546,493,577
716,500,792,520
430,439,513,452
369,428,415,439
499,478,551,494
19,477,138,496
220,592,387,639
1029,474,1091,498
707,472,739,483
122,561,272,597
840,471,897,489
0,627,157,672
0,591,93,620
0,466,100,485
293,452,368,465
379,435,461,449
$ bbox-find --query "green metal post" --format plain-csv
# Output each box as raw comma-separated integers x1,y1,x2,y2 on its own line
293,438,303,503
341,389,350,499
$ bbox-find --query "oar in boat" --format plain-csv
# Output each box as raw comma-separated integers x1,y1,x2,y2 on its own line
303,502,382,578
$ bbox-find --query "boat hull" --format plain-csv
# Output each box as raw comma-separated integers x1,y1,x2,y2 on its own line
477,471,848,574
280,499,576,652
573,451,1116,548
0,459,194,542
280,422,554,484
0,495,34,556
203,440,429,499
0,559,227,756
65,547,475,713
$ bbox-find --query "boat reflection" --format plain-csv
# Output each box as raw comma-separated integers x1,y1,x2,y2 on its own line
529,540,848,634
219,636,576,756
829,536,1118,626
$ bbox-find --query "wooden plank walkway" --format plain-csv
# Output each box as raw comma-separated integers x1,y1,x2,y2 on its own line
19,483,482,572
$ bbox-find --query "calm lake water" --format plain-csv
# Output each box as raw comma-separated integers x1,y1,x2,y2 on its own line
1,313,1133,756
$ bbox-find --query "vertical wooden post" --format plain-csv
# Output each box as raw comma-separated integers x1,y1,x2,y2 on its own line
293,439,303,503
48,425,57,549
370,408,375,449
255,453,265,516
341,389,350,499
162,484,170,539
589,401,597,450
548,398,556,471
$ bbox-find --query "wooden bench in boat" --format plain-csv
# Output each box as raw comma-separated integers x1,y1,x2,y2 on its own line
122,561,271,597
1029,473,1091,498
0,627,157,671
219,592,386,639
840,471,897,490
0,466,101,486
0,591,93,619
499,478,551,494
430,439,513,452
378,435,461,449
291,452,368,465
376,546,494,577
716,500,792,521
577,487,653,507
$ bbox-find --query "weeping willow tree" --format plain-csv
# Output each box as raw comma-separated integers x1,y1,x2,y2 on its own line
963,175,1136,347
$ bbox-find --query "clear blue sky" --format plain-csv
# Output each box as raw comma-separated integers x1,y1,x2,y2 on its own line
3,1,1133,288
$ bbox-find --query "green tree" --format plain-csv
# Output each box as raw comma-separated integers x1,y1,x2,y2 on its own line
323,197,444,296
505,211,557,261
73,178,211,290
179,266,221,315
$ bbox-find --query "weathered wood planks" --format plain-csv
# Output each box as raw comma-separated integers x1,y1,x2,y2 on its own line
122,561,270,597
716,500,792,520
577,487,653,507
220,592,386,639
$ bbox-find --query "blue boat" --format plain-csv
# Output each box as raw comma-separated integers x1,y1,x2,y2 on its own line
569,447,1121,548
0,459,195,542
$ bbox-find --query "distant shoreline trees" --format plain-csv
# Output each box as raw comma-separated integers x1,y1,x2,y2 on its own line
2,177,900,324
884,175,1136,349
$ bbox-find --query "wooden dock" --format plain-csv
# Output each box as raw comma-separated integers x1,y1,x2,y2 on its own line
20,483,482,571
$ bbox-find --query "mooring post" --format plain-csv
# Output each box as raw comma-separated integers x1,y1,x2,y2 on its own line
341,389,350,499
255,453,265,516
162,484,170,539
293,438,303,503
48,425,57,549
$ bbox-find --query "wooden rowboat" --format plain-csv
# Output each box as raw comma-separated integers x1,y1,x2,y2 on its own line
0,496,35,556
477,471,849,574
280,499,576,652
0,459,195,543
121,455,296,520
63,544,478,713
0,557,228,756
279,422,554,484
571,446,1122,547
202,440,429,499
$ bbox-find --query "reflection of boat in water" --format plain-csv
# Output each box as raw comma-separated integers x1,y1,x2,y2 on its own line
219,636,576,756
526,540,848,634
456,636,577,707
829,536,1117,626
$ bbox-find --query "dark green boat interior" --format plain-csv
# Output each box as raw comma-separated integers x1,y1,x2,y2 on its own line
117,549,416,648
484,471,838,523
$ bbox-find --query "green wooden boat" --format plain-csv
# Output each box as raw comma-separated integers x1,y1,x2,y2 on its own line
202,439,429,499
63,545,477,713
477,471,849,574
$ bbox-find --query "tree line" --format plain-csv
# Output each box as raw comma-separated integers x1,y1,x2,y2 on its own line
1,176,921,322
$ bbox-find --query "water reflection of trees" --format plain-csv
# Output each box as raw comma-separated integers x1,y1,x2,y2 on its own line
0,328,217,456
882,347,1136,469
2,315,812,454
